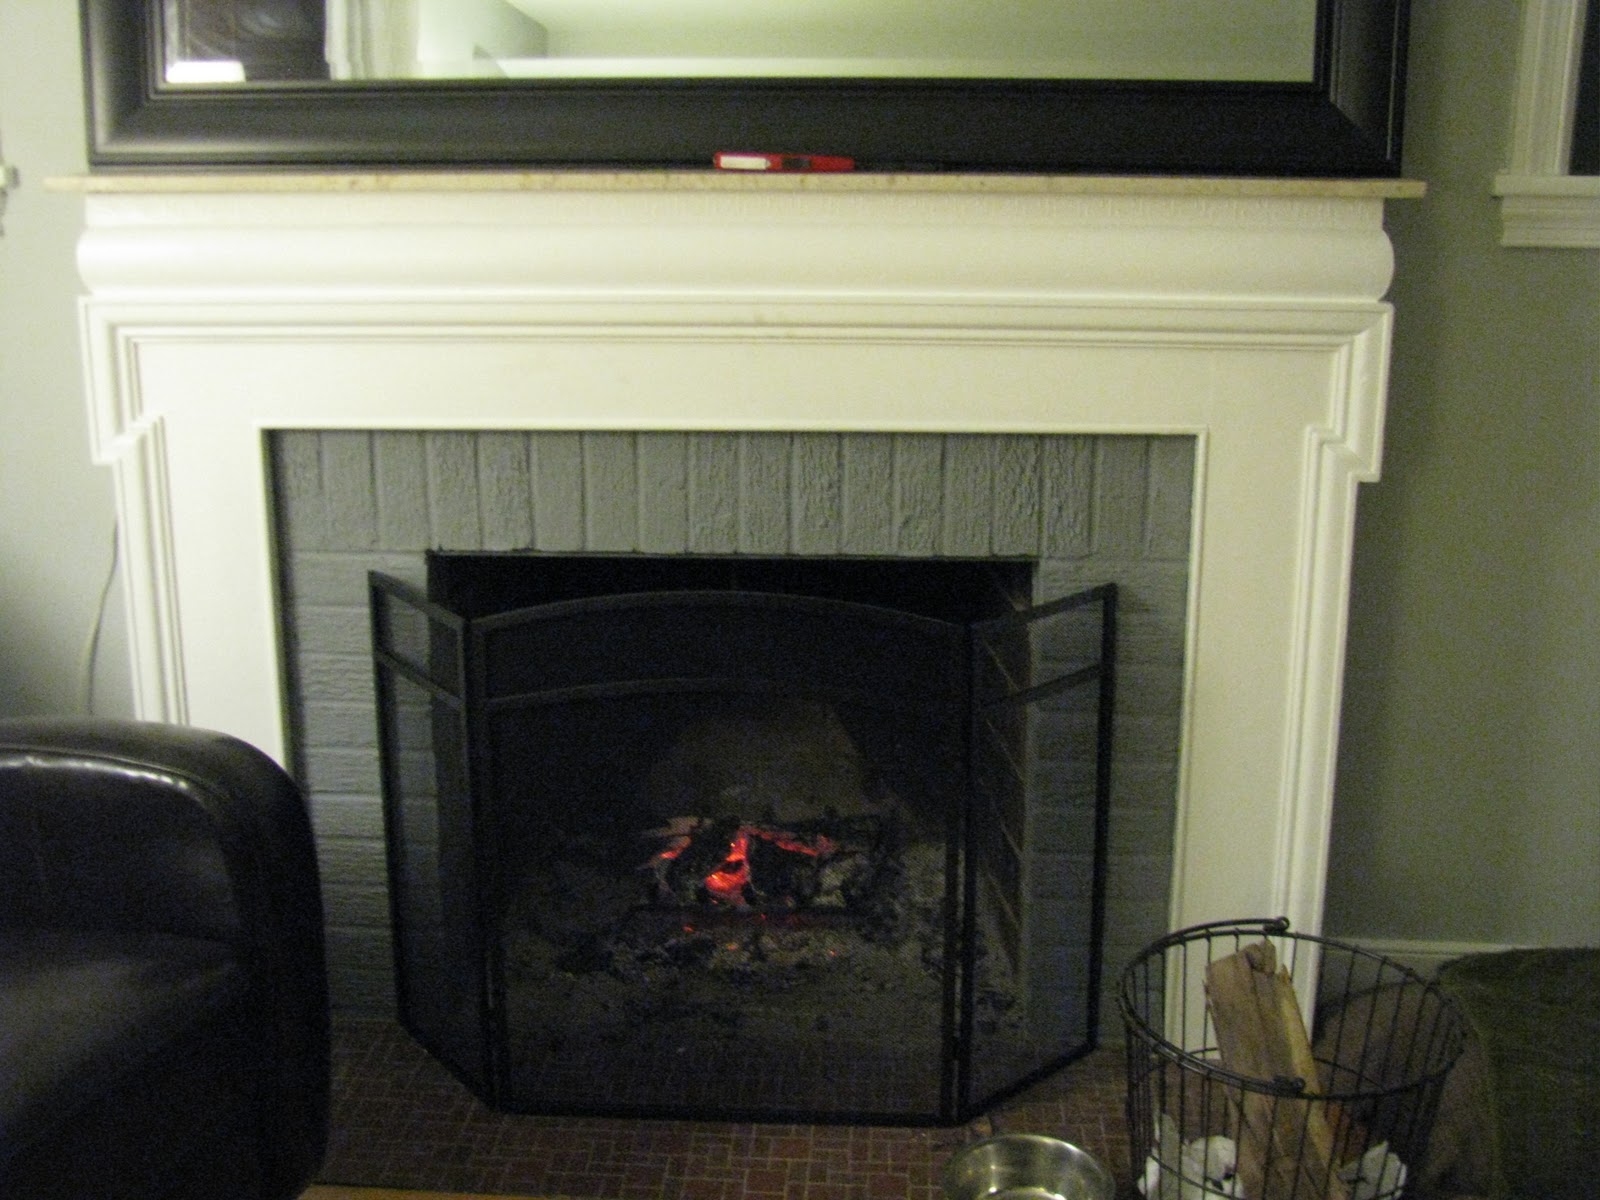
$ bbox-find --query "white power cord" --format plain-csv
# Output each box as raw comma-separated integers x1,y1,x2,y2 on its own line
76,521,120,715
0,163,16,236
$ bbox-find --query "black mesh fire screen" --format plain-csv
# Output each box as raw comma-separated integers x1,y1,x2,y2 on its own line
370,556,1114,1124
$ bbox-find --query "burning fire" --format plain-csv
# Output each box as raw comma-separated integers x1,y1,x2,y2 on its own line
647,819,836,908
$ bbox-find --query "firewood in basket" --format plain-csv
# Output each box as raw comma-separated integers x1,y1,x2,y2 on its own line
1204,940,1350,1200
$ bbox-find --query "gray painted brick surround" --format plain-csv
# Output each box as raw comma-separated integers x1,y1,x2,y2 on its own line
270,430,1192,1026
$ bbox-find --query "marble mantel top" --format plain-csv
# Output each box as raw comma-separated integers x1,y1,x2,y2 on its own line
51,170,1425,199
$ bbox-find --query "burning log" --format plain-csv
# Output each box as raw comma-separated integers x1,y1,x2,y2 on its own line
642,815,872,911
654,815,745,901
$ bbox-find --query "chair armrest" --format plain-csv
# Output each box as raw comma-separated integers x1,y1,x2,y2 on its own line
0,717,330,1193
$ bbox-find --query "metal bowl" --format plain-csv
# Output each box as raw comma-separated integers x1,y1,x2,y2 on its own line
941,1134,1115,1200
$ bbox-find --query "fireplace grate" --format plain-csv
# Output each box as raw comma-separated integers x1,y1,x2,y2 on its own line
370,557,1115,1124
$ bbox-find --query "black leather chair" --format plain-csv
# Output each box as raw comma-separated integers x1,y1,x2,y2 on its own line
0,718,330,1200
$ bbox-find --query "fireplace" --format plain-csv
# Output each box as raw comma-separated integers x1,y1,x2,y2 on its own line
370,552,1116,1121
69,173,1408,1090
267,425,1187,1029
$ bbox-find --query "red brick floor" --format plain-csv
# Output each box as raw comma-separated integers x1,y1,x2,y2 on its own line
319,1016,1138,1199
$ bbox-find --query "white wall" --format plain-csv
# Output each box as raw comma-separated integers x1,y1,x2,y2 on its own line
1326,0,1600,953
0,2,130,717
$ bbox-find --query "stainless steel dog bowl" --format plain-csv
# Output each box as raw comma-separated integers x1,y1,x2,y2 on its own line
941,1134,1114,1200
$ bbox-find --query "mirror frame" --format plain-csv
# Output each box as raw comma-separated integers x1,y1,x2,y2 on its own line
81,0,1409,175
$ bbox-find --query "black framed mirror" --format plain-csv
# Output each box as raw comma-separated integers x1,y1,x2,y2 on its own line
81,0,1409,175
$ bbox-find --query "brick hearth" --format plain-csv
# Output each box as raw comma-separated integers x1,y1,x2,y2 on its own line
321,1016,1136,1199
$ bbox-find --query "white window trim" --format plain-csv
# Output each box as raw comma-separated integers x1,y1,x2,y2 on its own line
1494,0,1600,247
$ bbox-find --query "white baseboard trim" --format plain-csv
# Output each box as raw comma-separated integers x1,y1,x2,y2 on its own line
1342,936,1519,978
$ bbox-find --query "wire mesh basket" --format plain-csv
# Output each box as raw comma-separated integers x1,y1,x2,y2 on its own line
1119,918,1467,1200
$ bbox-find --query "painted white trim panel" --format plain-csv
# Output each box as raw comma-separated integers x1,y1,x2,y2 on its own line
1498,0,1600,247
75,181,1397,943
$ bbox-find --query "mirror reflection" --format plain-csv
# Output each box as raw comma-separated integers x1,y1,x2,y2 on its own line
160,0,1318,86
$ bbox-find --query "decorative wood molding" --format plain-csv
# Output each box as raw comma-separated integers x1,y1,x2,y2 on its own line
74,180,1397,943
1507,0,1588,174
1496,0,1600,247
1493,172,1600,246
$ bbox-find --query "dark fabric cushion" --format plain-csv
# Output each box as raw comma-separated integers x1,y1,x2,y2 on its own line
1438,949,1600,1200
0,930,247,1162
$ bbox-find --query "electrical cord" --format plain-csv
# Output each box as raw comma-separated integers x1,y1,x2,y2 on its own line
76,520,119,715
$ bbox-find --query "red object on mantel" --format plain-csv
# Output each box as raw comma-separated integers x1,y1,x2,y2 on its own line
714,152,856,172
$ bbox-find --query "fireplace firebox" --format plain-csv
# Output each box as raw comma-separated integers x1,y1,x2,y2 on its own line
370,554,1115,1124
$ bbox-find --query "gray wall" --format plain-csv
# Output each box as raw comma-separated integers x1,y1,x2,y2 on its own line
0,3,130,718
1326,0,1600,950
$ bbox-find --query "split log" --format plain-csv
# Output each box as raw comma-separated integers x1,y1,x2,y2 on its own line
1205,941,1351,1200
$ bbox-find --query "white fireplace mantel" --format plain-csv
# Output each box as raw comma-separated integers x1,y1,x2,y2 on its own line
66,170,1419,942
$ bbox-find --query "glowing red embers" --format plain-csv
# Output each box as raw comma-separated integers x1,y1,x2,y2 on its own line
647,817,837,909
702,829,752,905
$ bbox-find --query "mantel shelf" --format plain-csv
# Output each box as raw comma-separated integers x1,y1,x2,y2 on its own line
50,170,1425,200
